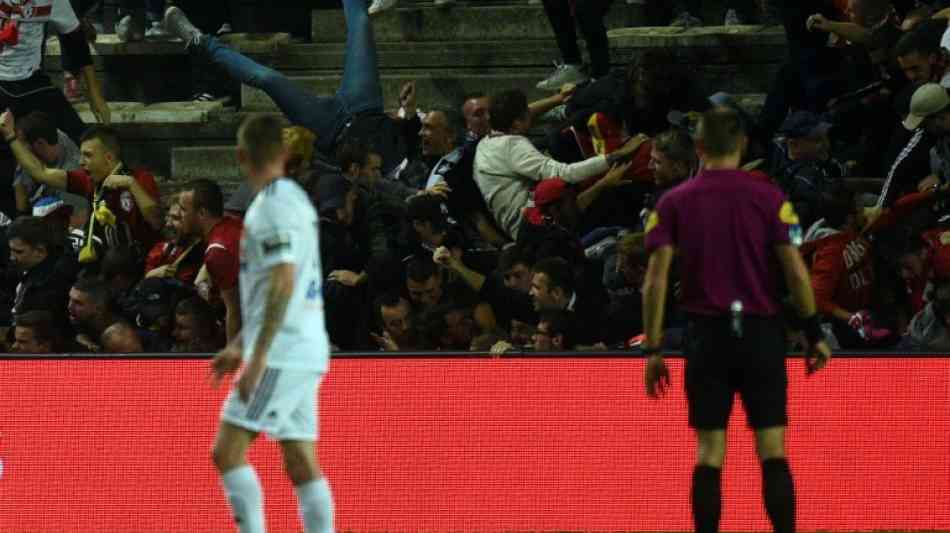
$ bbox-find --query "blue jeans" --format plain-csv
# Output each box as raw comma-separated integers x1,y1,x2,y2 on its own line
199,0,383,155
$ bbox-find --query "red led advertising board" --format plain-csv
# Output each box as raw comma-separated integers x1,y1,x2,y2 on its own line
0,357,947,532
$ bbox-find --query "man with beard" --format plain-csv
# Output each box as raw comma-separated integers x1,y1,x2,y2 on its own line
67,276,142,352
179,179,243,342
143,202,203,284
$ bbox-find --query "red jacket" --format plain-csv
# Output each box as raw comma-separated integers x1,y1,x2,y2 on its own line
144,239,202,284
810,230,874,316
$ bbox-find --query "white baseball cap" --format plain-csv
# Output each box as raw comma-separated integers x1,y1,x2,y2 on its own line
903,83,950,130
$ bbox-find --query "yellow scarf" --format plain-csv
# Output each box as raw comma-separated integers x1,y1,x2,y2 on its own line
78,182,118,264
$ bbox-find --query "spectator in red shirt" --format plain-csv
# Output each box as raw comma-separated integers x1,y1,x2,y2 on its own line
144,202,203,284
1,115,162,263
804,197,891,348
864,190,944,313
179,179,243,342
898,226,950,313
921,226,950,280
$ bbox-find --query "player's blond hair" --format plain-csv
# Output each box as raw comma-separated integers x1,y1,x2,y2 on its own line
237,115,287,169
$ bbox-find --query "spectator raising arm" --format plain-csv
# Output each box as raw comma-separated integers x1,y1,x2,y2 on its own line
577,161,636,212
55,0,109,125
501,132,643,185
434,246,486,292
806,13,870,44
102,174,162,230
0,111,67,191
82,64,111,125
528,83,576,121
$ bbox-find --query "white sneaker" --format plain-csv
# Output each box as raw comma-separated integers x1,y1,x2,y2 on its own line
670,11,702,28
144,21,167,39
434,0,456,5
724,8,743,26
368,0,398,15
162,6,202,49
536,63,588,91
115,14,145,42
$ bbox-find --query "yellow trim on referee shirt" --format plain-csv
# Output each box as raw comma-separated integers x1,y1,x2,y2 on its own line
645,211,660,234
779,201,800,226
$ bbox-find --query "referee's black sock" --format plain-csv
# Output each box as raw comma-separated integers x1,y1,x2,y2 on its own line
692,465,722,533
762,458,796,533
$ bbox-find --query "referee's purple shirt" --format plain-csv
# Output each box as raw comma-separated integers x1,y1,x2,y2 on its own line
644,169,800,317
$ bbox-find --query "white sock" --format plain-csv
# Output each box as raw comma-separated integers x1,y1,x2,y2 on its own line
296,477,334,533
221,465,266,533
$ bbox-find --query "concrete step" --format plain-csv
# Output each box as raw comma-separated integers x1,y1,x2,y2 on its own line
257,24,786,73
43,32,292,59
311,2,643,43
608,24,785,64
68,101,249,178
241,60,775,113
46,25,784,102
73,100,228,124
336,0,767,28
248,26,785,111
42,33,293,102
268,40,565,72
240,69,554,112
172,146,241,185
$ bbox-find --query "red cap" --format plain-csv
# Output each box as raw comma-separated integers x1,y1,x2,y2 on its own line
533,179,567,207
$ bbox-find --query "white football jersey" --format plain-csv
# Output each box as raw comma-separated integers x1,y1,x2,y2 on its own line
0,0,79,81
239,178,330,372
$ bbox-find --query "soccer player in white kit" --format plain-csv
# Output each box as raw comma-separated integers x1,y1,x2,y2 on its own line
210,115,333,533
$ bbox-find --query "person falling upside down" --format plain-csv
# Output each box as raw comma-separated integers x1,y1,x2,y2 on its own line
163,0,420,180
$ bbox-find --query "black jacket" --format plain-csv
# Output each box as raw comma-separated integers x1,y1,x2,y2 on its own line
13,253,76,336
478,274,607,346
341,112,422,178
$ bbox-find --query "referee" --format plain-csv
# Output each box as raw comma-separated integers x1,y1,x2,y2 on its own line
641,108,831,533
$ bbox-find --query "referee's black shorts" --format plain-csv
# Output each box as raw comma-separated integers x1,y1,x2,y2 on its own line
683,314,788,431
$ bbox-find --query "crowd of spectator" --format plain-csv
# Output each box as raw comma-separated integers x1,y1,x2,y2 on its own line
7,0,950,354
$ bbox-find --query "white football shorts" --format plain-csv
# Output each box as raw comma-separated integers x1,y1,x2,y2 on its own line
221,368,324,441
